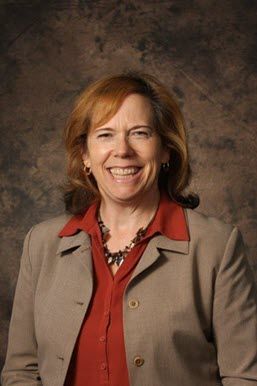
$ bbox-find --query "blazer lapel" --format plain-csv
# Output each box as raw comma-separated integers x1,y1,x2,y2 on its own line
56,231,189,292
129,235,189,282
56,230,93,273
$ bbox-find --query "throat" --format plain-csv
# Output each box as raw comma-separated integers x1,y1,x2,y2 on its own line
98,187,160,233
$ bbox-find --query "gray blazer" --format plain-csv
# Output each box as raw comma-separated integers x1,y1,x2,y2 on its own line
1,208,257,386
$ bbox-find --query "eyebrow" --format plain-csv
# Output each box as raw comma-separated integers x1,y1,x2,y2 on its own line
94,125,154,132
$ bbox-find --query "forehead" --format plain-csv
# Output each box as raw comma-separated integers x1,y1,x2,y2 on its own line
91,93,153,129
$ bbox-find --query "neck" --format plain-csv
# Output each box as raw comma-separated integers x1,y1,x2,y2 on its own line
99,188,161,235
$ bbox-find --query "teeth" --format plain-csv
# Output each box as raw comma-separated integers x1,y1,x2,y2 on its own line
109,167,140,176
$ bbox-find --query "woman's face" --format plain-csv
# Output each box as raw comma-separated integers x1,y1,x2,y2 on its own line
82,93,170,204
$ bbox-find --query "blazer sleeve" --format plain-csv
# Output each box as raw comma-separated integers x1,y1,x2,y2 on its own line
213,226,257,385
1,227,42,386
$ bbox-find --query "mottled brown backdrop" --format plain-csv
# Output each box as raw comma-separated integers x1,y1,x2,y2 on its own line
0,0,256,374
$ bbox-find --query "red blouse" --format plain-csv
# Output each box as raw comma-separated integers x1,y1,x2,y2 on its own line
59,190,189,386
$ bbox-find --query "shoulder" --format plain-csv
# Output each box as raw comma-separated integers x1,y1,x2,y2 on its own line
18,213,75,291
26,213,73,257
185,207,234,235
30,212,73,238
184,207,237,256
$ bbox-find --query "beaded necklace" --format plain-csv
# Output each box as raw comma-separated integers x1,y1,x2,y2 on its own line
97,212,148,267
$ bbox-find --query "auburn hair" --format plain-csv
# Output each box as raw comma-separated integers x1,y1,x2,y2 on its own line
63,71,199,214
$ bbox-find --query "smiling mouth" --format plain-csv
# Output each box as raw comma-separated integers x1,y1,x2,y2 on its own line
108,166,142,181
108,167,141,176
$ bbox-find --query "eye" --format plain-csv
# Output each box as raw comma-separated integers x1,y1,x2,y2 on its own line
132,130,150,137
97,132,112,138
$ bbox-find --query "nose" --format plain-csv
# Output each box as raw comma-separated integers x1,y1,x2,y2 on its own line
114,134,134,158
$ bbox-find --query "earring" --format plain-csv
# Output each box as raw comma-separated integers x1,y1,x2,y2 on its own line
161,162,170,172
83,165,91,176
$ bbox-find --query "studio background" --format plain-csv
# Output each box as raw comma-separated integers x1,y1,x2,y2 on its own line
1,0,256,374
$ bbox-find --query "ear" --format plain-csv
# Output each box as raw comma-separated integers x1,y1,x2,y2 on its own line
81,147,91,169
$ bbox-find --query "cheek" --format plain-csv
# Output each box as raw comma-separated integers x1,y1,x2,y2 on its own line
142,140,163,161
146,148,163,166
143,159,161,181
89,145,110,166
142,149,163,180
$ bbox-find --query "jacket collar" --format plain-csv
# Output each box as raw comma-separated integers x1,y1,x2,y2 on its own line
127,234,189,281
56,222,189,256
56,230,91,255
57,189,190,256
154,234,189,254
56,209,190,289
56,229,189,287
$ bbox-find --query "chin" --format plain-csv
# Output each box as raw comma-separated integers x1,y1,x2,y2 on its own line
108,188,145,202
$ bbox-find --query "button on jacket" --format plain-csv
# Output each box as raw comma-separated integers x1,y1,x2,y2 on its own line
2,193,257,385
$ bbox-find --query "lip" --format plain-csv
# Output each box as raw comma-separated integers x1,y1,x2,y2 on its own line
106,166,143,184
107,165,142,169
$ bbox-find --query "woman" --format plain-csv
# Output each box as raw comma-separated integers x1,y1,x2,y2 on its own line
2,72,257,386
